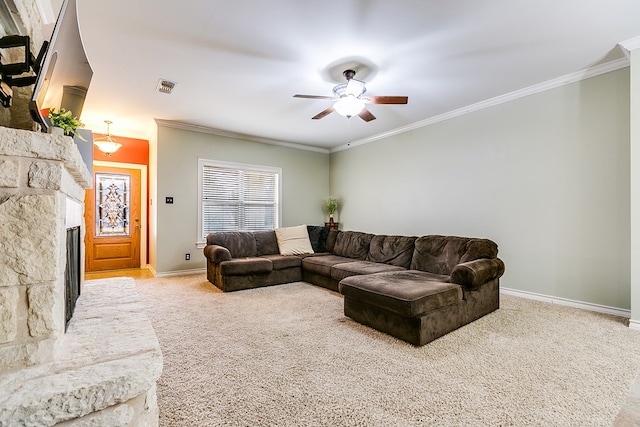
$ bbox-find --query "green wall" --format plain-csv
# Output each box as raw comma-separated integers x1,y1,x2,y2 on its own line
149,69,632,311
152,125,329,274
330,68,631,309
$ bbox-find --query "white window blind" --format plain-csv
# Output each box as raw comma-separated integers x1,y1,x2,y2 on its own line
198,159,280,242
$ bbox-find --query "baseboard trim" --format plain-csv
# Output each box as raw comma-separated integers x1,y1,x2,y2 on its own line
500,287,631,319
629,319,640,331
146,264,157,277
154,268,206,278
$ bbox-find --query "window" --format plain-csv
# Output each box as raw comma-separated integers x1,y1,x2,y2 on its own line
95,173,130,237
198,159,281,244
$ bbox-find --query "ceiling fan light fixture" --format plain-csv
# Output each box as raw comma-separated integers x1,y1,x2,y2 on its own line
295,68,406,122
93,120,122,156
345,78,366,97
333,95,365,118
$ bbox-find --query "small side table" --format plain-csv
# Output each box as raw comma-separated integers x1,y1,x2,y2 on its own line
324,221,339,231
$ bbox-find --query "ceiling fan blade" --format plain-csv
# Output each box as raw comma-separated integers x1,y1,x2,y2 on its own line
364,96,408,105
294,94,335,100
312,106,335,120
358,108,376,122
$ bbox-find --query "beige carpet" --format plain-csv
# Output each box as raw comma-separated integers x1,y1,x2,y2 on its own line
134,275,640,426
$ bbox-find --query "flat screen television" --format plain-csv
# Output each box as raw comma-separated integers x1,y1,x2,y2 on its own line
29,0,94,171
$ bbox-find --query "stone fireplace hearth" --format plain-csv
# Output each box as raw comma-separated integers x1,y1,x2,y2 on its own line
0,127,161,425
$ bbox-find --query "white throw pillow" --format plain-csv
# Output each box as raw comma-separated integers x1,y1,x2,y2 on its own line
275,225,314,255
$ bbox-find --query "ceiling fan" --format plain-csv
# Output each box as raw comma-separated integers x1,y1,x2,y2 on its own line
294,69,408,122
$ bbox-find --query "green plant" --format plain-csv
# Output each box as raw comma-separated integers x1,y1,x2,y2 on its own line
323,196,340,216
48,108,86,141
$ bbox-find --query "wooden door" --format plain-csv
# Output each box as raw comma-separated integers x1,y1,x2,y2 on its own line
85,165,141,272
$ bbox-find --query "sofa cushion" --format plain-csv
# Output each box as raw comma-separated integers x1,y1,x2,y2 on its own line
307,225,330,253
366,235,417,268
333,231,374,260
275,225,314,255
326,229,339,253
339,270,463,317
260,254,302,270
207,232,257,258
301,254,353,276
330,261,405,281
410,235,498,275
255,230,279,256
220,257,272,276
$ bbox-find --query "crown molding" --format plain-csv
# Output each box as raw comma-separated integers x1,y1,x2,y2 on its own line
154,119,330,154
331,57,630,153
620,36,640,53
155,56,630,156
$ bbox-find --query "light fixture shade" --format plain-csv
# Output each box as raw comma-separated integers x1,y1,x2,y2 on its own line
333,95,365,118
94,139,122,156
93,120,122,156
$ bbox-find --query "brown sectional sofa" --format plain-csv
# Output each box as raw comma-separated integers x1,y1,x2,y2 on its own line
203,230,303,292
203,227,505,345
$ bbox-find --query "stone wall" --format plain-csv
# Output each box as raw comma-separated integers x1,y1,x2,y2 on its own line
0,126,90,373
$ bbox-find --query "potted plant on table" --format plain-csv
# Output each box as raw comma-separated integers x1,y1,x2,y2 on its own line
48,108,86,141
323,196,340,224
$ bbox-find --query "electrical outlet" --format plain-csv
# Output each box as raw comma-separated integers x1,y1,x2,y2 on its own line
166,197,174,204
185,253,190,261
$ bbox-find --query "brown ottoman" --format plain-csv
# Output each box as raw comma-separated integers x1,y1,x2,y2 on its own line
338,270,466,346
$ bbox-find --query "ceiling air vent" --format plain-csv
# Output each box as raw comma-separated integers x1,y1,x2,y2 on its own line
157,79,176,94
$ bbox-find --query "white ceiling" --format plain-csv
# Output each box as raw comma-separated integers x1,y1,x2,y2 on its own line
73,0,640,151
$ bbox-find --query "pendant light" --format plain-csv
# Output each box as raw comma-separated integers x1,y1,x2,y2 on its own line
93,120,122,156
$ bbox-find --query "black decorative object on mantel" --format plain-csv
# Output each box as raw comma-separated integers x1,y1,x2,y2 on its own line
0,35,47,108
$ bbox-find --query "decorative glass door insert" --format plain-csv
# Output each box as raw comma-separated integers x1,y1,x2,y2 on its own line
95,173,130,236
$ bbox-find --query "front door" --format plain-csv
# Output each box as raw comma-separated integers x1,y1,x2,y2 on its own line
85,165,141,272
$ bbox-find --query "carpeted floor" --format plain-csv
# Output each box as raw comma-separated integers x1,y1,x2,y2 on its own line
134,274,640,426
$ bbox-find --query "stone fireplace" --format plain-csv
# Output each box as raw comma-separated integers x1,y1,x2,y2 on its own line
0,126,87,372
0,127,161,425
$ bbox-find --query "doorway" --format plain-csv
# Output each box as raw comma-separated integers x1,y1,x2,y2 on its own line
85,163,147,272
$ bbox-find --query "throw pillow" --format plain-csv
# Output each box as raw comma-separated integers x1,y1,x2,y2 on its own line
307,225,330,253
275,224,314,255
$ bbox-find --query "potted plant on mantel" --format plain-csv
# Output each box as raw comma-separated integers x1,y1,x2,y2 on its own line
323,196,340,224
48,108,86,141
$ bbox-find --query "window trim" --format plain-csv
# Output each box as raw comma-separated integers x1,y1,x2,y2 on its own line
197,158,282,247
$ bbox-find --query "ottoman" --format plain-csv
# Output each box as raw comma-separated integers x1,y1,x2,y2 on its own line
338,270,467,346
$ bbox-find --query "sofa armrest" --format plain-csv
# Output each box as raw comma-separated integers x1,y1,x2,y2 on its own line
203,244,232,264
450,258,505,289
